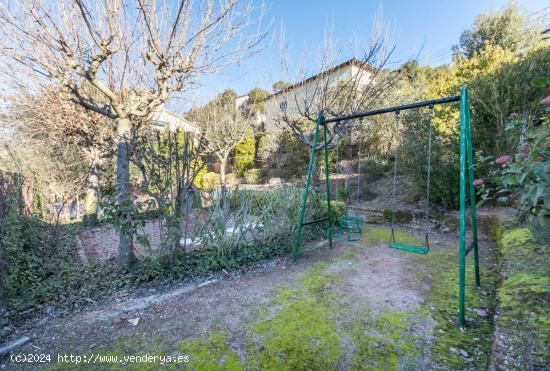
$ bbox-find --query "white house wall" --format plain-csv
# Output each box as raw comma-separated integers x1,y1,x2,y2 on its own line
263,64,372,132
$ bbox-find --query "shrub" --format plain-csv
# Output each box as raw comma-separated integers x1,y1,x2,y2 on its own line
401,108,461,209
359,159,386,181
336,186,347,201
225,173,236,186
201,172,219,192
244,168,262,184
277,132,310,179
325,200,345,226
232,135,256,176
476,81,549,221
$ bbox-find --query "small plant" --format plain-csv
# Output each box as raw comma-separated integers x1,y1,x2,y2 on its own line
336,186,349,201
360,159,386,181
476,77,549,221
244,168,262,184
201,172,220,192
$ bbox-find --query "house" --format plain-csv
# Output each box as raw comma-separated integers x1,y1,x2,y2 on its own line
237,58,375,133
150,107,200,134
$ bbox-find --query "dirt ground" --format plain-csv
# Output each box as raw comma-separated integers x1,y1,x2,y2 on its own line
2,221,497,370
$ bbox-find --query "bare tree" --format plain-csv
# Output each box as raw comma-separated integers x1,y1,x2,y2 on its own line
0,0,266,268
273,14,403,151
192,103,254,187
3,85,115,223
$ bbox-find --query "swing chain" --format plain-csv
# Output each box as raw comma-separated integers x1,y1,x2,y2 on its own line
390,110,401,243
425,106,434,243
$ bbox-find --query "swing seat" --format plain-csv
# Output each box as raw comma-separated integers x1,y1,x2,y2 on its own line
388,229,430,254
330,215,364,242
388,242,429,254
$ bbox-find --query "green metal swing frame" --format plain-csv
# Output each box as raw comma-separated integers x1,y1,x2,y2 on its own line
293,85,480,326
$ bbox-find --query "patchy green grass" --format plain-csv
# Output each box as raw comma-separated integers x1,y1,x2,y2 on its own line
248,262,343,370
362,225,425,246
348,311,419,370
494,227,550,366
180,332,245,371
48,336,177,370
174,261,423,370
413,251,497,369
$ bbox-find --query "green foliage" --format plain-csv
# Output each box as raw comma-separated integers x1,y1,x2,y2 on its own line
336,186,349,201
180,333,244,371
382,209,414,224
192,158,208,189
325,200,345,226
278,131,310,179
243,87,270,116
359,159,386,181
404,22,549,209
201,172,220,192
30,173,46,219
453,4,542,58
3,187,329,321
243,168,261,184
476,77,550,220
401,108,461,208
232,135,256,176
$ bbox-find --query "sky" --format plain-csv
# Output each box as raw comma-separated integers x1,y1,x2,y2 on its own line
178,0,548,112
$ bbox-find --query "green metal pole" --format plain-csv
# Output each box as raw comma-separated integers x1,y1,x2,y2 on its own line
464,87,481,287
293,114,322,262
458,85,468,327
323,116,333,250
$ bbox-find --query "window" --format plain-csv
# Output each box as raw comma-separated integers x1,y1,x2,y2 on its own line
279,99,287,111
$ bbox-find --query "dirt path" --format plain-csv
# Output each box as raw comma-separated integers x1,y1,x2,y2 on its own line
4,224,497,370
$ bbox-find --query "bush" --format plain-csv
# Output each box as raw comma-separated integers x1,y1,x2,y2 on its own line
201,172,219,192
278,132,310,179
336,186,349,201
244,168,262,184
225,173,236,186
401,109,461,209
232,135,256,176
325,200,345,226
359,159,386,181
476,80,550,221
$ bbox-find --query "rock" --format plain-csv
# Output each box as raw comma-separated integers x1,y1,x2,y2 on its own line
460,349,469,357
112,318,122,325
473,308,488,317
450,347,457,354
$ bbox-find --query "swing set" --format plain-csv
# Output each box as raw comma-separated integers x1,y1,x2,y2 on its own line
293,85,480,326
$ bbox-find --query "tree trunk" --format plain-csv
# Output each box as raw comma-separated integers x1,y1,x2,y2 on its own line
116,117,134,269
219,159,226,187
84,158,100,225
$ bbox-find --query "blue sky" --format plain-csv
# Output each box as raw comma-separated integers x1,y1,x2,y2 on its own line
179,0,548,111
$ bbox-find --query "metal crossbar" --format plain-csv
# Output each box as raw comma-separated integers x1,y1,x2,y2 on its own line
302,217,329,226
322,95,460,124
